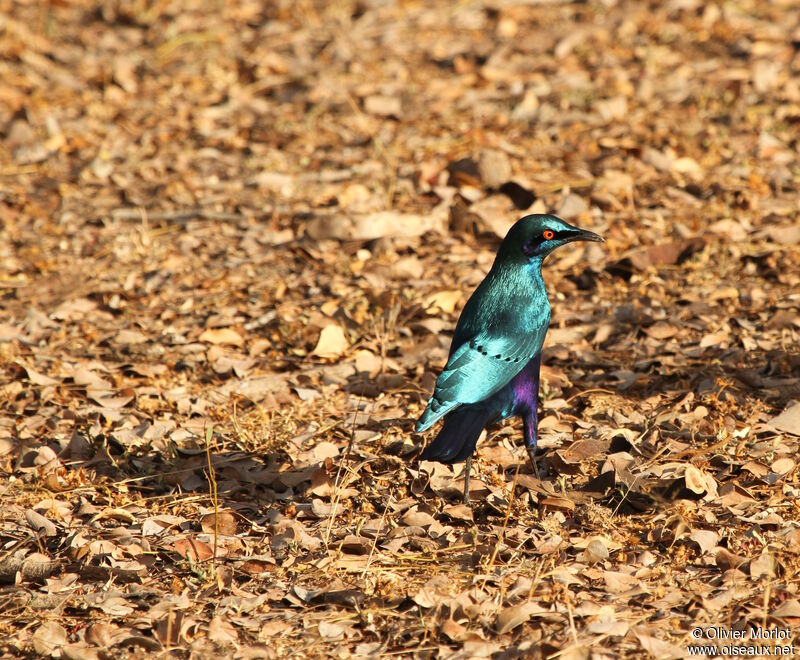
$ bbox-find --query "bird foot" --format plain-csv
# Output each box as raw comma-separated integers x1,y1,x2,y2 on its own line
527,447,546,479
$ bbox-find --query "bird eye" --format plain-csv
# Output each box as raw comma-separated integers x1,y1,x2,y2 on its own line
543,229,555,240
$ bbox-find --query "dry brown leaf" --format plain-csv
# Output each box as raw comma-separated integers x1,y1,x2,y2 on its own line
749,553,776,579
771,457,795,475
354,349,382,376
440,618,469,641
401,508,436,527
208,616,238,645
644,322,678,340
477,149,512,188
19,363,60,386
769,402,800,436
603,571,641,594
715,547,749,571
699,328,730,349
624,238,705,271
582,539,610,564
33,621,68,657
63,643,100,660
199,327,244,346
364,95,401,117
688,529,719,554
682,465,708,494
25,509,58,537
495,602,546,634
312,324,349,359
313,441,339,461
424,290,462,315
240,558,277,575
201,511,237,536
442,504,473,523
318,620,347,640
772,599,800,618
172,538,214,562
412,576,452,609
634,630,684,659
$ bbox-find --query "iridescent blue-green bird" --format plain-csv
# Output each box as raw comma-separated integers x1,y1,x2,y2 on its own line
416,214,604,503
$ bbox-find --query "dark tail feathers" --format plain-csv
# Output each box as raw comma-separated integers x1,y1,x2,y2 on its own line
419,405,489,464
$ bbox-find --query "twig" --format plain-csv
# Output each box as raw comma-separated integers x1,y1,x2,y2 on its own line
111,207,247,224
111,455,245,486
324,393,366,548
343,92,397,210
566,598,579,646
548,614,651,659
204,426,219,578
164,607,173,659
526,557,548,600
361,494,391,580
481,459,522,591
564,388,615,403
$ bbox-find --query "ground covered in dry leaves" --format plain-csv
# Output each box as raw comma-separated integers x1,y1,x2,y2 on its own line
2,0,800,657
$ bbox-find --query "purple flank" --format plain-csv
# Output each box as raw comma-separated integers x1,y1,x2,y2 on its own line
510,353,542,449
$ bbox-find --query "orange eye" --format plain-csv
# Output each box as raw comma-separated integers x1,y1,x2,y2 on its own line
543,229,555,240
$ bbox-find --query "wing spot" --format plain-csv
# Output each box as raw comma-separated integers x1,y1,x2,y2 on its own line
494,354,502,359
505,357,511,362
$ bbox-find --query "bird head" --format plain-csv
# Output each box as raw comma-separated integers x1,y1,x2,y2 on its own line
504,214,604,261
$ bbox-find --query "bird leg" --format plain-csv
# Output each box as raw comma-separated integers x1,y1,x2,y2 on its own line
462,455,472,504
523,405,542,474
527,445,539,477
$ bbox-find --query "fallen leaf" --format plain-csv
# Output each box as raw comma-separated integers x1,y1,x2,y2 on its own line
603,571,641,594
749,553,776,579
582,538,610,564
772,599,800,618
495,602,546,634
769,402,800,436
33,622,68,657
208,616,238,645
364,95,401,117
477,149,512,188
25,509,58,537
771,457,795,476
715,547,748,571
199,328,244,346
172,538,214,561
424,290,462,315
634,630,684,659
442,504,473,523
201,510,237,536
688,529,719,554
684,465,708,494
622,238,705,271
19,363,60,386
318,620,347,639
312,325,349,359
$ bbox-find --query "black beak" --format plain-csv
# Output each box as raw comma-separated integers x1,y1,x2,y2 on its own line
567,227,604,244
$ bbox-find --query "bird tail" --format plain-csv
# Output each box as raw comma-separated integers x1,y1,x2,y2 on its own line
419,405,490,464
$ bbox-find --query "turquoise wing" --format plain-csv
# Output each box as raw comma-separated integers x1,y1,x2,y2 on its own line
415,327,546,432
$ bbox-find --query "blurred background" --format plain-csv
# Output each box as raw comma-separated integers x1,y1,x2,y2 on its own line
2,0,800,656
